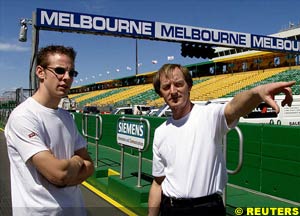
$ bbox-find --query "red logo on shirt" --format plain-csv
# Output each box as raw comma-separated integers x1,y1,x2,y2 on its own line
28,132,37,138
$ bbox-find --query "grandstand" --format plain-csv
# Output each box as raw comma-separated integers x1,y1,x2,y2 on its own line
69,66,300,110
68,24,300,111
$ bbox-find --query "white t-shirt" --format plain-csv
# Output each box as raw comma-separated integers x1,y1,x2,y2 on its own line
5,97,87,216
152,103,237,198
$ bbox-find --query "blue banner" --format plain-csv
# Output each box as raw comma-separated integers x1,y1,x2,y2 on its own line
36,8,300,53
36,8,155,38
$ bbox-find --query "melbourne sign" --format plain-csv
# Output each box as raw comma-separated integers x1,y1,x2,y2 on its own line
117,120,146,150
36,8,300,53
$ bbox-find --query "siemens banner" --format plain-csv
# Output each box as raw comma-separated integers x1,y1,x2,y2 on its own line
117,121,146,150
36,8,300,53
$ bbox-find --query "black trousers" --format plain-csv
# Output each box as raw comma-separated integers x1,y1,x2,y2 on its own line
160,193,226,216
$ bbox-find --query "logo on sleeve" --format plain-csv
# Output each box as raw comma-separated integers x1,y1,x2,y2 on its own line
28,132,37,138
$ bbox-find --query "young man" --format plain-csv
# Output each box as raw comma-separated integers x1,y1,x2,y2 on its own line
148,64,295,216
5,45,94,216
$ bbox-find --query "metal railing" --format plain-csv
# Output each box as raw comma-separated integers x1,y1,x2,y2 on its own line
0,109,12,127
81,113,103,167
223,126,244,204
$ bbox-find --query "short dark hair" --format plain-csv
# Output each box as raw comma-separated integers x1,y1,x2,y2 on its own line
153,64,193,95
37,45,76,67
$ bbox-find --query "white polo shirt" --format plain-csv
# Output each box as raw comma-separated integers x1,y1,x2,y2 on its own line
152,103,237,198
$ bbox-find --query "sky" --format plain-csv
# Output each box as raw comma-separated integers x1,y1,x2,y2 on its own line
0,0,299,95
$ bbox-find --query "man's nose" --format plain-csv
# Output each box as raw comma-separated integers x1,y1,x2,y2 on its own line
170,85,177,94
62,71,72,80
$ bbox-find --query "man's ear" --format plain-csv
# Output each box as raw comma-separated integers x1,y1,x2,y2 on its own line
36,65,45,79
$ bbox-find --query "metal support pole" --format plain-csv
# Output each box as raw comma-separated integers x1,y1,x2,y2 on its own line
137,149,142,188
222,133,227,206
135,39,138,76
94,115,102,167
30,12,39,95
95,120,99,167
120,145,124,179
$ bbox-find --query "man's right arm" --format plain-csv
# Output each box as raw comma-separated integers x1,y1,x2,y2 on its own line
148,176,165,216
225,81,295,126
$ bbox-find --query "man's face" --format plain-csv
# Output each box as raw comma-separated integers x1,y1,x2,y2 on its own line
43,53,74,98
159,67,191,111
